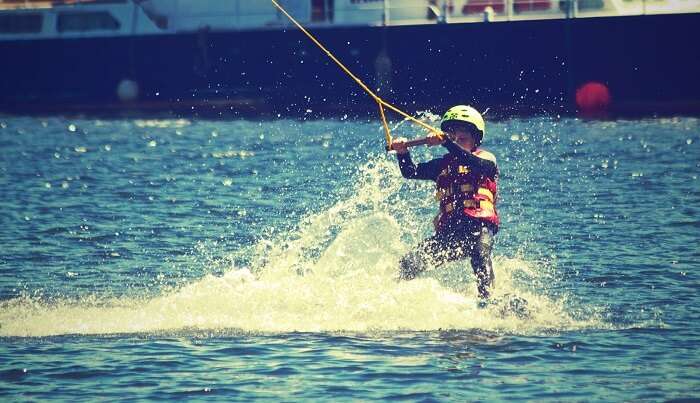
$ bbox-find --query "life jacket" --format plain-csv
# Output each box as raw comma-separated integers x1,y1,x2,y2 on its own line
433,148,499,231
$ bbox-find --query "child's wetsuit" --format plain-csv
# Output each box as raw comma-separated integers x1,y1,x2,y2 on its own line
396,138,499,299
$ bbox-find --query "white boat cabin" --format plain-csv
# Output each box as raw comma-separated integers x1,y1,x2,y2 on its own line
1,0,698,40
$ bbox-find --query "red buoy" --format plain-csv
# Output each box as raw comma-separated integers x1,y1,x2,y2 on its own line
575,81,611,114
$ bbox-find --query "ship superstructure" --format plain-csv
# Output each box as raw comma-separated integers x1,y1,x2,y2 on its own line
1,0,699,115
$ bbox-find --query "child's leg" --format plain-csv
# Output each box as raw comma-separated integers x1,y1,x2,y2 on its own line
399,233,468,280
469,226,495,298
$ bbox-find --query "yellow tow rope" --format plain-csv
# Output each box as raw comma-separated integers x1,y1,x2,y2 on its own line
271,0,443,150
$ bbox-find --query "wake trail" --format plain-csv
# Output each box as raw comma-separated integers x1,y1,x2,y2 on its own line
0,156,603,337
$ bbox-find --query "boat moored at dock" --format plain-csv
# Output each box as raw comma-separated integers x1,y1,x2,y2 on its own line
1,0,699,116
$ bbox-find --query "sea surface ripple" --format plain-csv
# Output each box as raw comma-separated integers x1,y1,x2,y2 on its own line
0,115,698,400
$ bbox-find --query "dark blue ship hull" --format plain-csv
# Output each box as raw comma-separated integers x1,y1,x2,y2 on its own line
1,12,699,117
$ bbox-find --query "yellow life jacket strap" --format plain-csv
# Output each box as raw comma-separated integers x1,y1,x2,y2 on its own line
435,183,474,201
477,187,495,202
439,198,497,215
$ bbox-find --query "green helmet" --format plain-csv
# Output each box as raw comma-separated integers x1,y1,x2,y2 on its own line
440,105,486,146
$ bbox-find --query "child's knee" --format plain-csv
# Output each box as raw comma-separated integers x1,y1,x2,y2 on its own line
399,252,424,280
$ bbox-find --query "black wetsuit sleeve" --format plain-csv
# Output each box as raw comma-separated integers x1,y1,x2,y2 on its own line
441,139,498,178
396,152,443,180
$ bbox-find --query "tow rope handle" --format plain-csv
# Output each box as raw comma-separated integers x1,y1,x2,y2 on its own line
271,0,445,151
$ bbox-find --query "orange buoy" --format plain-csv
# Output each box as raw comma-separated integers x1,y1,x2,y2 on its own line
575,81,611,113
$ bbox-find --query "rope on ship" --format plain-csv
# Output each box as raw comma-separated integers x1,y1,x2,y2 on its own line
271,0,444,150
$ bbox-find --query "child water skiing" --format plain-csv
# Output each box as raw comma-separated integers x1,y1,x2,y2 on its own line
391,105,499,300
268,1,516,308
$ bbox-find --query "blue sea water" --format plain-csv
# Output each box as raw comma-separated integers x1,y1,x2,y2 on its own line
0,114,698,400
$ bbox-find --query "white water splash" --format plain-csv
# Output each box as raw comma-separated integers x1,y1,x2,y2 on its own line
0,156,601,337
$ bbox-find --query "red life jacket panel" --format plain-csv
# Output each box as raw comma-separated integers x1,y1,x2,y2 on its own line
433,149,499,231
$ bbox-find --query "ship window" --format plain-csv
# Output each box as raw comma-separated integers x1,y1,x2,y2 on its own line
0,14,43,34
57,11,120,33
312,0,334,22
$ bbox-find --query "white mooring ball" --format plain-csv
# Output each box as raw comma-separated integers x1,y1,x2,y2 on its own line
117,79,139,102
